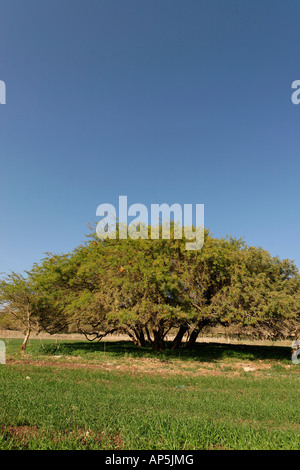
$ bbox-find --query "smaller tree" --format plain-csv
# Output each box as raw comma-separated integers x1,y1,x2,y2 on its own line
0,273,39,352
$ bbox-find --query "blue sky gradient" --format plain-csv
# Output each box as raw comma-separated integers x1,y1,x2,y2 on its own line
1,0,300,274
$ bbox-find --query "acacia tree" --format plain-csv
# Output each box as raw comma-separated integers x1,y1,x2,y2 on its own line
0,273,39,352
0,260,71,352
10,228,300,351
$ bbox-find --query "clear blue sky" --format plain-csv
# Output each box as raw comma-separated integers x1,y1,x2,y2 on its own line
1,0,300,275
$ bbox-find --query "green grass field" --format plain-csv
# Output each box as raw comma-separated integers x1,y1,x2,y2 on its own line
0,338,299,450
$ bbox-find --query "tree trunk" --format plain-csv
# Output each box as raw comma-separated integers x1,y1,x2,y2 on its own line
125,329,139,346
171,325,189,350
185,327,199,349
21,328,31,354
145,327,153,345
135,327,146,347
126,327,146,347
152,329,165,351
185,320,209,349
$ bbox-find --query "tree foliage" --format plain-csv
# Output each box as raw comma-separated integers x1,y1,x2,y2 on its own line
1,228,300,350
0,273,40,351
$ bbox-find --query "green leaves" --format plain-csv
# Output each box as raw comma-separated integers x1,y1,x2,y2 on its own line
2,228,299,349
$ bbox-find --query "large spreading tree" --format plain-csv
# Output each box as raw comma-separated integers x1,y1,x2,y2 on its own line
1,228,300,350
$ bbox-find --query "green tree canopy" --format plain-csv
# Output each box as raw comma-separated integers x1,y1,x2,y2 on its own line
2,228,299,350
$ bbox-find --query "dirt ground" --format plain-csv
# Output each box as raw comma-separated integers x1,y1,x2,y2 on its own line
1,329,296,378
6,354,294,379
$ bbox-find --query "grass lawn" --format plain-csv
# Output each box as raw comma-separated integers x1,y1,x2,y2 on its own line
0,337,299,450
